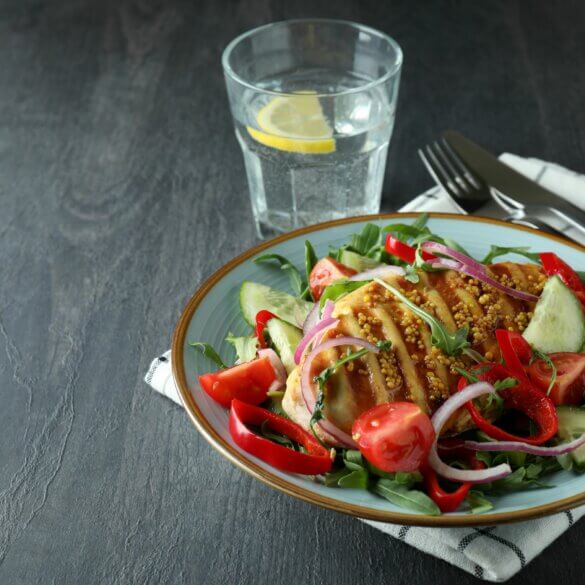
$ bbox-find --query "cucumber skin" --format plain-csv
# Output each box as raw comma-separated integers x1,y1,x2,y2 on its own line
340,250,379,272
239,281,312,328
266,318,302,375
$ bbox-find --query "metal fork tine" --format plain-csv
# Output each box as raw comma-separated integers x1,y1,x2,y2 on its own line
431,141,471,194
417,146,463,198
440,138,482,190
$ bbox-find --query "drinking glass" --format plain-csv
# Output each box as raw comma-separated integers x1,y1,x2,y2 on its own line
222,19,403,238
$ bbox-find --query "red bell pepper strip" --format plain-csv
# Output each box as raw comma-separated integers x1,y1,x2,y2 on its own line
385,235,436,265
255,310,277,349
229,399,334,475
458,363,558,445
422,441,485,513
495,329,532,381
540,252,585,307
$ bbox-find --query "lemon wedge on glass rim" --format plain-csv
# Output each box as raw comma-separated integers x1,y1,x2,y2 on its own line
246,91,336,154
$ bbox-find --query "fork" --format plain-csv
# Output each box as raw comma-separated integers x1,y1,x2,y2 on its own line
417,139,564,236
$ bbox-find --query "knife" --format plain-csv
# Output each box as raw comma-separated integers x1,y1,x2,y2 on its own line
444,130,585,245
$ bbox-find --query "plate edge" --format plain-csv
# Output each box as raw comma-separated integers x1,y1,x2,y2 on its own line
172,212,585,526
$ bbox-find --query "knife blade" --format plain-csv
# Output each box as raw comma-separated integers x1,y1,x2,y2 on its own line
444,130,585,241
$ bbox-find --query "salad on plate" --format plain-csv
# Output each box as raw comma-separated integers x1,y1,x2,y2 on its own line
192,214,585,515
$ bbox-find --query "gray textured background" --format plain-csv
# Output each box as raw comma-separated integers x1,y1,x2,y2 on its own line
1,1,585,583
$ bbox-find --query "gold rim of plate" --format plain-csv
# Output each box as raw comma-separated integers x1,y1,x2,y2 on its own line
172,212,585,526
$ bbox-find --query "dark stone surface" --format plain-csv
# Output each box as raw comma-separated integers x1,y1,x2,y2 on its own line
1,1,584,583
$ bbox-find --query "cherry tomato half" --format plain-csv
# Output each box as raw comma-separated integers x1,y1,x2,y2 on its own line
309,257,357,301
198,356,276,408
351,402,436,473
527,352,585,405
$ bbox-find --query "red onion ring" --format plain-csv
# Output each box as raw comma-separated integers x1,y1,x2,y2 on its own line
312,299,337,348
422,241,485,272
258,348,287,391
348,265,405,281
321,299,335,321
422,242,539,302
294,316,339,365
428,382,512,484
430,258,461,271
465,433,585,456
300,336,380,448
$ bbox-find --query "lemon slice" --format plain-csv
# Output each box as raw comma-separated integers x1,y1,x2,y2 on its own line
247,92,336,154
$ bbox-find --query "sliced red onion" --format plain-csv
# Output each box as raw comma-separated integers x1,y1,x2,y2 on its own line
465,433,585,457
348,265,405,281
458,262,538,302
300,336,380,448
258,348,287,392
428,381,512,484
422,242,539,302
312,299,337,348
321,299,335,321
294,316,339,364
421,241,485,272
302,303,320,335
430,258,461,271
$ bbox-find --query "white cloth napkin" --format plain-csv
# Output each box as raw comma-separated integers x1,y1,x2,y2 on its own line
145,154,585,582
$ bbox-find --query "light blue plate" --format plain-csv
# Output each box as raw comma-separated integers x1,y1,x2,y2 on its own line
172,213,585,526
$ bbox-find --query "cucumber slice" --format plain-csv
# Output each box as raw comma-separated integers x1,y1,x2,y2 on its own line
522,276,585,353
239,281,313,328
265,318,302,374
557,406,585,466
339,250,380,273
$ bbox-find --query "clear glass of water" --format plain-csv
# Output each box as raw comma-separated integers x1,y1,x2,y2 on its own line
222,19,403,238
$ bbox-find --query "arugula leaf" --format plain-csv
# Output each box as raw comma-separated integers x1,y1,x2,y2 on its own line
481,245,540,265
319,280,369,308
455,368,514,413
350,223,382,256
323,468,352,486
374,278,470,356
404,264,420,283
343,449,366,471
482,466,555,494
492,451,526,468
461,347,487,363
338,469,369,488
254,253,306,296
493,377,519,391
394,471,423,486
454,365,491,384
466,491,493,514
525,462,543,479
474,451,492,467
412,212,430,231
189,342,227,369
225,333,258,363
531,349,557,395
259,420,296,449
302,240,319,300
382,213,430,242
373,478,441,516
309,386,326,439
